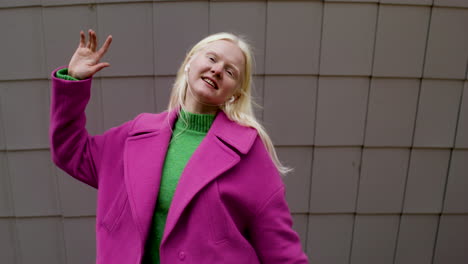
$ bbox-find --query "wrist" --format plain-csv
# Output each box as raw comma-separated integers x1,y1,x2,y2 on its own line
56,68,80,81
67,68,81,80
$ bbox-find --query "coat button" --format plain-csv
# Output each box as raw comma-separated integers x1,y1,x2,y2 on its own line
178,251,186,261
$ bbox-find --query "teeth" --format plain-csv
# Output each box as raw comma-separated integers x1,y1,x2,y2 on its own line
203,78,215,87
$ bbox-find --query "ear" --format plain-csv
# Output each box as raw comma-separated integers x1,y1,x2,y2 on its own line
232,92,242,102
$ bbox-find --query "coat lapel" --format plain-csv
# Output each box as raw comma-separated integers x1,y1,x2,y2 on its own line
123,109,258,246
161,111,258,245
123,111,177,241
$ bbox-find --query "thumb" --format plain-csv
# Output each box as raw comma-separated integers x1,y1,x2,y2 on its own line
89,62,110,75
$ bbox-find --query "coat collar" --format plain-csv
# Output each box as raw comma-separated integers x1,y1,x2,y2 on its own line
124,109,258,245
128,109,257,154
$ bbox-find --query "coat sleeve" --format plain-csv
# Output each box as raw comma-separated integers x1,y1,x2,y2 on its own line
249,185,309,264
49,67,132,189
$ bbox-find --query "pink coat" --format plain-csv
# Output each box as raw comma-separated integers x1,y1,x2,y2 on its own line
50,68,309,263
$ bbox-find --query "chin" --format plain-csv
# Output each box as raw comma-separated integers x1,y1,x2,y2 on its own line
193,90,221,105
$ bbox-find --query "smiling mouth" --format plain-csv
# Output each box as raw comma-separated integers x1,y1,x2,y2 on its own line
202,77,218,90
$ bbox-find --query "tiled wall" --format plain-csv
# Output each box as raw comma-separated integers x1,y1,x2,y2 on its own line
0,0,467,263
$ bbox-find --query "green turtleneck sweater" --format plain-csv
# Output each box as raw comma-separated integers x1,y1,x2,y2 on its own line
143,110,215,263
55,68,215,264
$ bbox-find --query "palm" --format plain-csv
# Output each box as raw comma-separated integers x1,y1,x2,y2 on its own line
68,30,112,80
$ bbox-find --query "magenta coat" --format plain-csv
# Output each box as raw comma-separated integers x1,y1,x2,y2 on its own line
50,68,309,264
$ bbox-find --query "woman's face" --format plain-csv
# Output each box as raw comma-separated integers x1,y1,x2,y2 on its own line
185,40,245,111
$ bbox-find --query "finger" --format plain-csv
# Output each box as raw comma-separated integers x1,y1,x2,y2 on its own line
79,30,85,48
90,30,97,52
97,35,112,58
93,31,98,52
89,62,110,75
86,29,92,49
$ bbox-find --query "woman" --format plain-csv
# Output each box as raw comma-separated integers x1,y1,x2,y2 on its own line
50,29,308,263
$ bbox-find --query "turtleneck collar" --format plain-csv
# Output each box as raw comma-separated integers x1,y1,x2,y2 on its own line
175,110,216,133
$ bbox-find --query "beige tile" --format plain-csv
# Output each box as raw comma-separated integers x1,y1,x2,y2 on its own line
265,1,322,74
85,79,104,135
0,152,13,217
372,5,430,77
56,168,97,217
413,80,463,148
308,214,354,263
63,217,96,264
252,76,264,121
325,0,377,2
315,77,368,146
357,148,409,213
455,82,468,148
16,217,66,264
0,0,41,7
9,150,60,216
101,77,155,130
320,3,377,76
0,95,5,150
43,0,94,5
381,0,432,5
292,214,308,252
0,219,17,263
350,215,399,264
433,215,468,264
403,149,450,213
155,76,175,113
443,150,468,213
0,7,45,80
394,215,439,264
310,147,361,213
434,0,468,7
423,7,468,79
97,3,154,76
263,76,316,146
0,80,50,150
277,147,313,213
154,1,209,75
365,78,419,147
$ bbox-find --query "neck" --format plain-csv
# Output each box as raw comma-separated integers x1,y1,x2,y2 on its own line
184,96,220,115
184,104,219,115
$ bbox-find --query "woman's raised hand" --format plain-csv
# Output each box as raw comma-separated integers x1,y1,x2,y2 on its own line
68,29,112,80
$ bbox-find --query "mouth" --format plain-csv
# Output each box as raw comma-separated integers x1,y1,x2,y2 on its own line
202,77,218,90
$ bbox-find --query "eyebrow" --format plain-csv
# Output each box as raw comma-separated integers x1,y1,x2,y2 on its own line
206,51,241,74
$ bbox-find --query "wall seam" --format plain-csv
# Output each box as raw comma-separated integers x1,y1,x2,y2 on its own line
390,2,435,254
347,1,381,263
406,4,440,264
305,0,325,258
431,77,467,264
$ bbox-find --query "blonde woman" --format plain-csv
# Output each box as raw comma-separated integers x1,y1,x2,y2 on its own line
50,29,308,263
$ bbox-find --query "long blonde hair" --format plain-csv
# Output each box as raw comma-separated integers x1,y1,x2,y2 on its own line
168,32,291,175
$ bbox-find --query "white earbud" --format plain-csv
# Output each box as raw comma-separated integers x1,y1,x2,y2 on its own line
228,96,236,104
184,64,190,73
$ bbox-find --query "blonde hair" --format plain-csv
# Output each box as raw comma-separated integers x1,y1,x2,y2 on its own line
168,32,291,175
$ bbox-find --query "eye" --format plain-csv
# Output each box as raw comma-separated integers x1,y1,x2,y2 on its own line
226,69,233,76
208,56,215,62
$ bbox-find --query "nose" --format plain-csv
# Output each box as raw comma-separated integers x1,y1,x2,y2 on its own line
210,63,223,78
